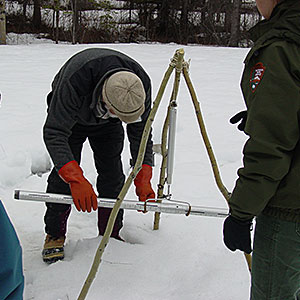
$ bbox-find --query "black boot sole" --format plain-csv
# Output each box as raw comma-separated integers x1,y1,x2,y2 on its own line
42,247,64,264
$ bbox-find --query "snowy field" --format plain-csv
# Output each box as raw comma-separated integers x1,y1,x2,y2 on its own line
0,34,251,300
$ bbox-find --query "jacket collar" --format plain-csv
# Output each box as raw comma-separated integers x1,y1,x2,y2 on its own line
244,0,300,64
249,0,300,42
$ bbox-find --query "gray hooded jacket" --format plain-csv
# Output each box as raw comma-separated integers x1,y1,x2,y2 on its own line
43,48,153,170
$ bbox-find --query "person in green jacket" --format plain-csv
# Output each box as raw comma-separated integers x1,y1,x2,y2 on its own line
223,0,300,299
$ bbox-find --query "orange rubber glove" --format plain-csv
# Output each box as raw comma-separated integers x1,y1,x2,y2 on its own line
134,164,155,202
58,160,98,213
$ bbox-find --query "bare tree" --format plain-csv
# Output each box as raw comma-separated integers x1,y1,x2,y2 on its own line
228,0,241,46
3,0,258,46
156,0,170,42
71,0,78,44
53,0,60,44
0,0,6,44
22,0,29,21
180,0,190,45
33,0,42,29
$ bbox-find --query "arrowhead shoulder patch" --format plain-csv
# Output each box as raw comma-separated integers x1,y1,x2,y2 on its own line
250,62,265,93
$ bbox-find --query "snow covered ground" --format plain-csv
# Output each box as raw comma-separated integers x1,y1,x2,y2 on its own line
0,35,251,300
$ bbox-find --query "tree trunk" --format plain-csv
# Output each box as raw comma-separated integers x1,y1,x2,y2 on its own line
228,0,241,47
224,1,230,33
33,0,41,29
71,0,78,44
55,8,59,44
180,0,189,45
0,0,6,45
22,0,28,21
129,0,133,23
156,0,169,42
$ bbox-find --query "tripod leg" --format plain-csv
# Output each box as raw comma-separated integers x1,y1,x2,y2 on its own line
181,63,251,273
153,49,185,230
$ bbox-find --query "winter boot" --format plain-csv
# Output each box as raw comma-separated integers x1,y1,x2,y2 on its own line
42,234,65,264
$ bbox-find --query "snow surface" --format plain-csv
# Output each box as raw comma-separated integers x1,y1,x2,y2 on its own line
0,36,251,300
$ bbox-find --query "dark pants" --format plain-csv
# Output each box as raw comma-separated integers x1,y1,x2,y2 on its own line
251,214,300,300
44,122,125,238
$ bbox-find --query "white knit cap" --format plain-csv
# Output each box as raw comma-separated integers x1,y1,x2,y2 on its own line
102,71,145,123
